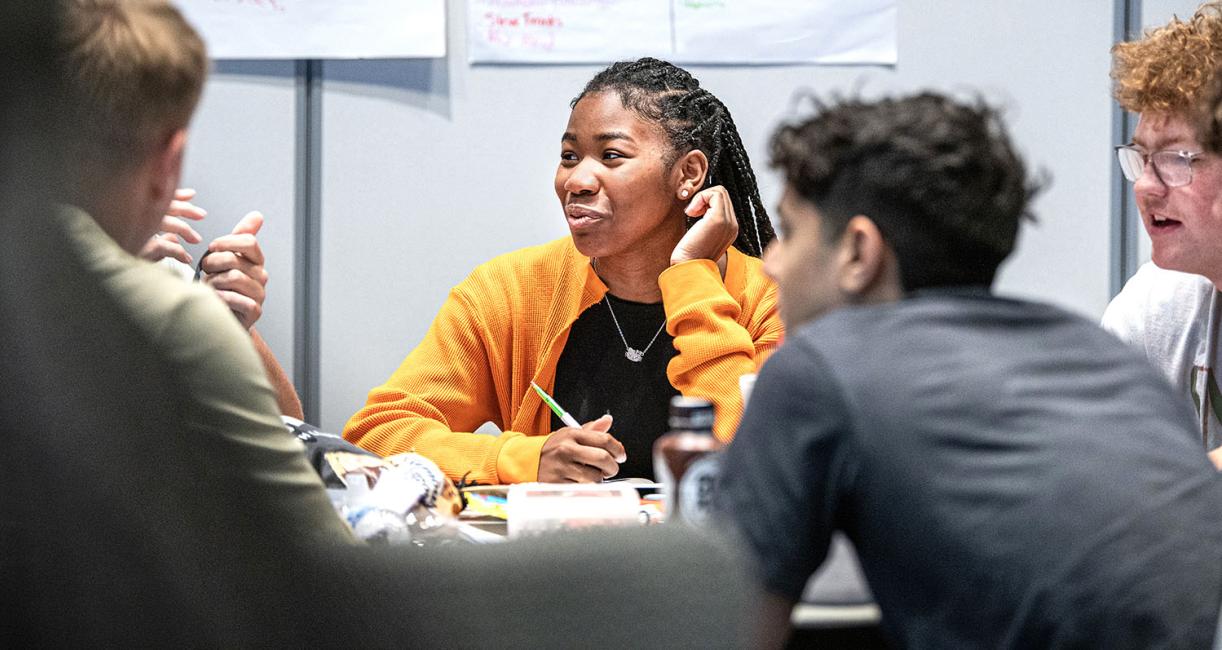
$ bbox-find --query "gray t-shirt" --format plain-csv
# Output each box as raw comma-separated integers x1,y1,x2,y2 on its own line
720,289,1222,648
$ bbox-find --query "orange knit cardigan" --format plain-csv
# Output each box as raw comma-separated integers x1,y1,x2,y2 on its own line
342,236,782,484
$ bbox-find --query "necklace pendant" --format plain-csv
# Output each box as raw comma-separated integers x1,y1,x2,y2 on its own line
625,348,644,362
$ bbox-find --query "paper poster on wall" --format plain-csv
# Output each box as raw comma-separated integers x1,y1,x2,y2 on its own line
175,0,446,59
674,0,895,64
467,0,895,65
468,0,672,64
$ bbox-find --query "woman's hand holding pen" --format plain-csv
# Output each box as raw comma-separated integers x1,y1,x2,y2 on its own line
538,414,627,483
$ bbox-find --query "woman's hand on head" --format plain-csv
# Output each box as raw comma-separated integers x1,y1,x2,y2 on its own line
671,185,738,266
538,414,626,483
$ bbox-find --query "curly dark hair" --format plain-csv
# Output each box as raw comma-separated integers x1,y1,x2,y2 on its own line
770,92,1041,291
572,57,775,257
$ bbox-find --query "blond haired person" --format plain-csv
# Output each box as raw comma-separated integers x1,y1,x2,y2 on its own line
56,0,351,543
1102,2,1222,468
63,0,302,418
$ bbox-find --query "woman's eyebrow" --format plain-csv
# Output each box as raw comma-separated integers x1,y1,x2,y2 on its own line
560,130,634,143
596,131,634,142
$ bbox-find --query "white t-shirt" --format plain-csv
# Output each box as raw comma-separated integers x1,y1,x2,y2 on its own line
1101,261,1221,449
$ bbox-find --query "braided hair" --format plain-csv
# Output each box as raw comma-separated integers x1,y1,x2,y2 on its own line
572,57,775,258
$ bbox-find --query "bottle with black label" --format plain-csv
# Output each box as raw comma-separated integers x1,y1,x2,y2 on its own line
652,396,722,526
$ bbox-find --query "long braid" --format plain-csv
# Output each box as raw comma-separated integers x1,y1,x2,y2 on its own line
721,109,771,256
574,58,776,257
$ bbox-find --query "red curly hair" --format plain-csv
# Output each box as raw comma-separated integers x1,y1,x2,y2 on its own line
1111,2,1222,116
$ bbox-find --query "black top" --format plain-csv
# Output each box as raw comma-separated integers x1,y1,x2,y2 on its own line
718,289,1222,647
552,293,678,480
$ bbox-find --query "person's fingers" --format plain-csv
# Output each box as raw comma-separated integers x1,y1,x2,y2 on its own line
204,269,266,304
685,189,714,217
212,290,261,330
159,215,202,243
173,188,196,201
576,463,609,482
563,441,619,479
556,461,605,483
229,210,263,236
200,251,268,286
138,233,192,265
706,188,727,221
576,416,626,463
207,233,265,266
685,185,729,217
581,413,614,431
671,187,737,265
166,199,207,222
687,186,733,221
540,421,625,481
157,238,193,266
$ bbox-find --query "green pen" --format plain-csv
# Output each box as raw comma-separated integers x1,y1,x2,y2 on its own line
530,381,581,429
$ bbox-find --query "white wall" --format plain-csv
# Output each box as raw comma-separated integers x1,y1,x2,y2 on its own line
185,2,1139,432
314,1,1122,431
181,61,299,380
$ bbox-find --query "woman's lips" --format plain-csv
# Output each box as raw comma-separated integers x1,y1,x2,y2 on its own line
565,204,608,229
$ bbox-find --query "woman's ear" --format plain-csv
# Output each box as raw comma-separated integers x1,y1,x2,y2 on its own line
836,215,901,300
673,149,709,199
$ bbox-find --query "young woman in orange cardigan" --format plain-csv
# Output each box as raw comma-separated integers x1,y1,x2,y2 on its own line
342,58,782,484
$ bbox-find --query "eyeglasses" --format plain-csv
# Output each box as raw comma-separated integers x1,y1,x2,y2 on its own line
1115,144,1205,188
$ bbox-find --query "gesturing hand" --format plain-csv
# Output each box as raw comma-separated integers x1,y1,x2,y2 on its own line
538,414,627,483
199,211,268,330
670,185,738,266
138,188,207,265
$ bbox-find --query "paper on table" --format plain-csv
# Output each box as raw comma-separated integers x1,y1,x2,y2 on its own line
603,478,664,490
463,492,509,520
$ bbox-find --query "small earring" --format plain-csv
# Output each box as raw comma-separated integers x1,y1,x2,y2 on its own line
680,189,690,199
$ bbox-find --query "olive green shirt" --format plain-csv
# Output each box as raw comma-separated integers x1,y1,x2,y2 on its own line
59,206,354,545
